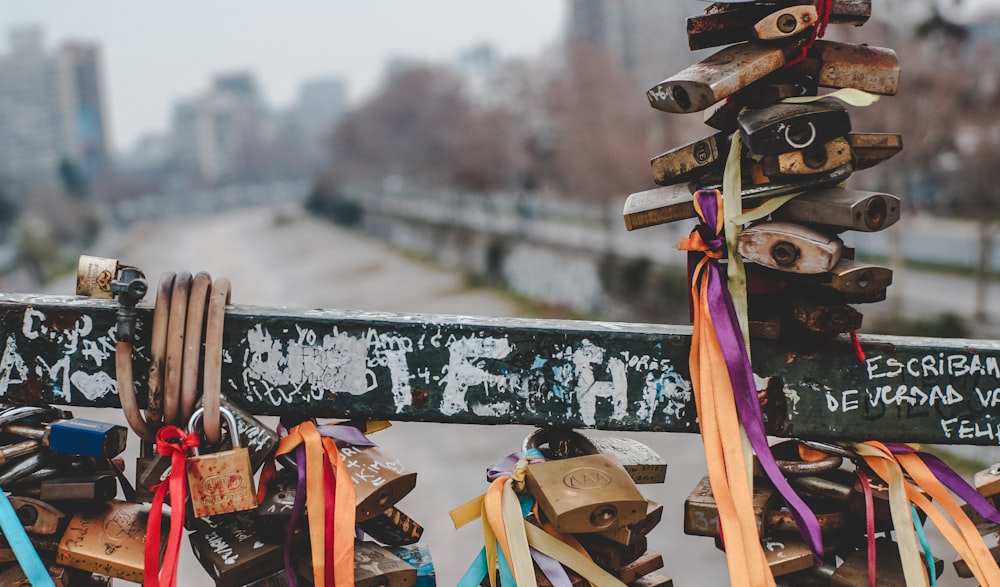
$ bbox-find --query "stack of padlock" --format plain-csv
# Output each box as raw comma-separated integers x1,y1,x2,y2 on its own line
684,439,946,585
622,0,903,338
60,256,439,586
479,428,672,586
956,463,1000,579
0,402,133,585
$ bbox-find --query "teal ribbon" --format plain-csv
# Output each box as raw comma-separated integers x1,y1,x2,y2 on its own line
0,489,55,587
912,503,937,587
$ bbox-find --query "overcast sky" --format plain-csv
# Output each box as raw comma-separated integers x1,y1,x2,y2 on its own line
0,2,566,153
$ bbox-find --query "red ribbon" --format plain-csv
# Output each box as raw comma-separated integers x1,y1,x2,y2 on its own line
144,425,199,587
855,469,876,587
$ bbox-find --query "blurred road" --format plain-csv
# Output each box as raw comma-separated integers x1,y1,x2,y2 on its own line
40,204,984,586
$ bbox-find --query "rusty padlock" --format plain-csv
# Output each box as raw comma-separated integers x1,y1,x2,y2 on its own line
186,406,257,518
521,428,646,534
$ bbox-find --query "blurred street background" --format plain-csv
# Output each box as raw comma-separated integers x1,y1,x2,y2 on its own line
2,1,1000,585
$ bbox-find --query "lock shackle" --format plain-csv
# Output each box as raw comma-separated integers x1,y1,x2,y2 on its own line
187,406,240,456
521,428,599,459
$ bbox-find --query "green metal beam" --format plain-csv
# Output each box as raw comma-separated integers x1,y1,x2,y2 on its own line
2,294,999,444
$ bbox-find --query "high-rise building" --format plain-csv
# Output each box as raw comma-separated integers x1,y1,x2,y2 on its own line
0,27,110,185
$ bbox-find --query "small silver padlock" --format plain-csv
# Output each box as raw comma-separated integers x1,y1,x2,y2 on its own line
187,406,257,518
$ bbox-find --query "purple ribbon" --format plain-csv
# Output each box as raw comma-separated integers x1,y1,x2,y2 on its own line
693,190,825,559
887,444,1000,526
284,446,308,587
316,424,377,448
487,452,523,482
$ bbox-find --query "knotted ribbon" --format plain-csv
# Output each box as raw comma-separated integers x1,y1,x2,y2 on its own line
274,421,367,587
680,189,825,583
453,450,625,587
145,424,199,587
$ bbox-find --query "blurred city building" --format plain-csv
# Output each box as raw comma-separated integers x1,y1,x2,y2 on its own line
0,27,110,187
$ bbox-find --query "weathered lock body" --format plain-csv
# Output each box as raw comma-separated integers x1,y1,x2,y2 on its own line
31,474,119,502
8,495,65,535
760,137,852,177
0,564,70,587
57,500,161,583
738,222,843,274
953,525,1000,578
631,573,673,587
650,132,730,186
196,394,278,474
683,475,779,538
345,541,418,587
773,189,901,233
739,99,851,156
618,551,665,584
593,500,663,547
833,539,942,587
524,453,646,534
359,506,424,546
588,437,667,485
847,132,903,170
338,443,417,522
578,532,648,572
187,406,257,518
387,543,436,587
189,511,284,587
810,40,899,96
975,462,1000,500
255,468,302,543
134,441,161,503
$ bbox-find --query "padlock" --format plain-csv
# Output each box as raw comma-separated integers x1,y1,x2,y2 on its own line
20,474,119,502
760,137,852,177
577,532,647,572
359,506,424,546
2,418,128,458
387,543,436,587
848,132,903,170
187,405,258,518
785,299,864,335
623,163,852,230
975,462,1000,500
0,450,49,487
134,440,160,503
76,255,121,299
56,500,162,583
255,467,302,543
0,438,43,465
796,259,893,297
716,535,815,578
832,539,942,586
630,573,673,587
684,474,776,537
618,550,664,584
0,563,70,587
195,393,278,474
685,1,870,50
352,541,418,587
738,222,843,274
522,429,647,534
738,99,851,157
650,132,730,186
7,495,65,535
337,441,418,522
189,511,284,587
591,500,663,547
588,437,668,485
810,40,900,96
953,525,1000,578
647,39,809,114
772,188,901,233
242,569,292,587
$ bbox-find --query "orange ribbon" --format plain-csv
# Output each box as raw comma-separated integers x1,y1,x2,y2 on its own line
276,422,356,587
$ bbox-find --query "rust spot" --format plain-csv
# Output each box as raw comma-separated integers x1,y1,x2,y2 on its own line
759,376,788,434
411,388,429,410
45,308,87,332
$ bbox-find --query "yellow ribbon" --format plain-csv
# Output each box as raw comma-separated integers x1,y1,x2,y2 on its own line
853,443,929,587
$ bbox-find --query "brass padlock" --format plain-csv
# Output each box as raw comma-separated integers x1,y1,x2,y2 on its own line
187,406,258,518
759,137,852,177
522,429,646,534
337,441,418,523
650,132,730,186
57,500,161,583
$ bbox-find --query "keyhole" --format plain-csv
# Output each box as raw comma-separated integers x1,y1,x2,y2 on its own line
784,121,817,149
590,505,618,528
16,505,37,527
777,13,799,33
377,491,391,507
864,197,888,230
857,270,874,290
672,86,692,110
802,146,828,169
772,242,799,267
